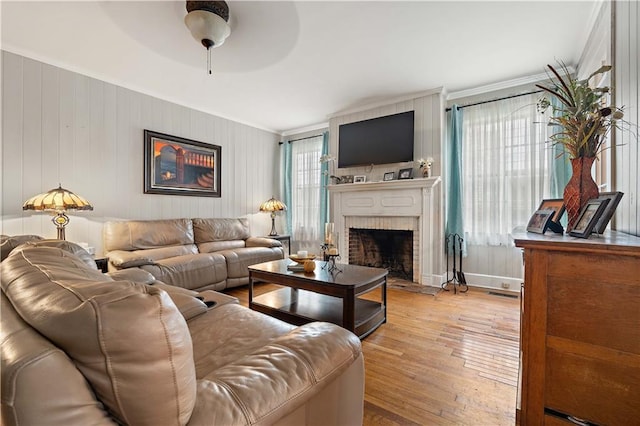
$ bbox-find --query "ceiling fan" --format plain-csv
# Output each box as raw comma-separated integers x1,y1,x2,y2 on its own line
100,1,299,74
184,1,231,74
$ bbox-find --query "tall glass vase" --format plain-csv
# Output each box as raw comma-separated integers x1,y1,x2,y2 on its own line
563,157,599,232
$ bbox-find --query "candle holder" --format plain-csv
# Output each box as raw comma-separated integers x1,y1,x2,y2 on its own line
322,253,342,274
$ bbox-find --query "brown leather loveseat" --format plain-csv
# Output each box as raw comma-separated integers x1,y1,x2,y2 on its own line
0,239,365,425
103,218,284,291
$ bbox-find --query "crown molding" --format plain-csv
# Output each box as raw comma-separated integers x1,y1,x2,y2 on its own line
281,122,329,138
328,87,444,119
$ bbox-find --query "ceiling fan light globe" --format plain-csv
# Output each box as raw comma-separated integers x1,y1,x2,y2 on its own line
184,10,230,48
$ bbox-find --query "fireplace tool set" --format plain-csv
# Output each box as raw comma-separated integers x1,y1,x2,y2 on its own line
441,233,468,294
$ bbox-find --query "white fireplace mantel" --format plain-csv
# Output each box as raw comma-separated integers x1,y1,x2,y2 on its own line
328,177,443,286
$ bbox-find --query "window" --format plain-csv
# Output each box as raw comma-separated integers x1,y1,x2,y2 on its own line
461,94,552,245
288,135,324,251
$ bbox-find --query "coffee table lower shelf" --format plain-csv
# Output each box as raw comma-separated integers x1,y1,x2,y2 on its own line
250,287,385,339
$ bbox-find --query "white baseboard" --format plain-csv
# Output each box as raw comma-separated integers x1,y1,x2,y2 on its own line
457,272,521,293
419,273,521,293
420,274,444,287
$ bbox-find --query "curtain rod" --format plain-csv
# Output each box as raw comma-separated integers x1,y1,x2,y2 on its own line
445,89,543,112
278,134,324,145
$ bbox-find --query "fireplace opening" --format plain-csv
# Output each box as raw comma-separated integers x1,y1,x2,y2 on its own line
349,228,413,280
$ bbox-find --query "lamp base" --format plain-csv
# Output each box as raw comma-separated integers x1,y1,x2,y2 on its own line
52,212,69,240
269,215,278,236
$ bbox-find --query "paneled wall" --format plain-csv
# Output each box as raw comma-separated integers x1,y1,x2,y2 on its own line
329,91,444,181
328,90,446,281
614,0,640,236
1,51,281,255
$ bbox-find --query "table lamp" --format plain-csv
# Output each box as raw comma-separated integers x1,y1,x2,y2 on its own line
259,197,287,236
22,184,93,240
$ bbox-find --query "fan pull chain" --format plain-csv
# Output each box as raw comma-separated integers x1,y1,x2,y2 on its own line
207,46,212,75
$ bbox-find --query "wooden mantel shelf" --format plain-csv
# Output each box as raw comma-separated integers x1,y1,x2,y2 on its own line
328,176,441,193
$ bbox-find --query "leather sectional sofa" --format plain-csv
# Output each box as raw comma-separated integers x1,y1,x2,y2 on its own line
103,218,284,291
0,239,365,425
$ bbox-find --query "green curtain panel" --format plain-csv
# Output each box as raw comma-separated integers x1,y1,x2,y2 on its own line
446,105,466,255
549,97,571,226
549,98,572,197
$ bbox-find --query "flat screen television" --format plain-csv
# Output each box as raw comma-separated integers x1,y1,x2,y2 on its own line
338,111,414,168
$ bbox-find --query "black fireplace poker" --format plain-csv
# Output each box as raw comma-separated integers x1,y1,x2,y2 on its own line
441,233,468,294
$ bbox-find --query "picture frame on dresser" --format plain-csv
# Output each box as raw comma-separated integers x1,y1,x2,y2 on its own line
569,198,610,238
144,130,221,197
592,191,624,234
354,175,366,183
536,198,565,233
383,171,395,181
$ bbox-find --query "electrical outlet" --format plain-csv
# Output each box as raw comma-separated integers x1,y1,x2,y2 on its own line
501,282,511,289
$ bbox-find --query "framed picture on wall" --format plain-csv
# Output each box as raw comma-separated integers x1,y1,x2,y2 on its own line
144,130,221,197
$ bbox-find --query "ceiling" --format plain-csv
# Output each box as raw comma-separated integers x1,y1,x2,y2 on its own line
1,1,599,135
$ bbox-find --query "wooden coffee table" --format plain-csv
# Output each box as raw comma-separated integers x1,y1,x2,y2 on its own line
248,259,387,339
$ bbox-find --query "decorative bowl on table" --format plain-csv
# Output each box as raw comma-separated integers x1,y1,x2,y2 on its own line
288,254,316,264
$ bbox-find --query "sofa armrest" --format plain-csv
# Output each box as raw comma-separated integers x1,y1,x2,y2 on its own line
245,237,282,248
106,250,155,268
105,272,209,320
106,268,156,284
148,282,209,320
188,322,362,425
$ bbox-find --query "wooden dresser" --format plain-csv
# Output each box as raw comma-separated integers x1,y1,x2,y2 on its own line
514,231,640,425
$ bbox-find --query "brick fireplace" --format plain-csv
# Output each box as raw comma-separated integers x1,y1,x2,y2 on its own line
328,177,443,286
349,228,414,279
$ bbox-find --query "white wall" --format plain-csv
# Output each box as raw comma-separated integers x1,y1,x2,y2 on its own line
1,51,281,255
614,0,640,236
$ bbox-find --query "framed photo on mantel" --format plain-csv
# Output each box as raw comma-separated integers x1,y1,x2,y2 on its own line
398,168,413,180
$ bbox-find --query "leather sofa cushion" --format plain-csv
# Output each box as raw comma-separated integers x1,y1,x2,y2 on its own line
246,236,283,248
188,322,362,425
220,247,285,278
139,252,228,291
192,218,251,243
0,293,115,426
106,268,157,284
108,244,198,268
105,270,209,320
103,219,194,251
197,240,245,253
188,303,296,377
1,246,197,426
0,234,43,261
18,239,98,269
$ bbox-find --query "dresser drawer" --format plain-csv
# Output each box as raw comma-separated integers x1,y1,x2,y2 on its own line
545,343,640,425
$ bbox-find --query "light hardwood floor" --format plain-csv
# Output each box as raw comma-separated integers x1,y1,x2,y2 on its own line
226,283,520,425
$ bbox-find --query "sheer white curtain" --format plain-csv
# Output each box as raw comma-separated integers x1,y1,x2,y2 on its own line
290,136,323,252
462,94,552,246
